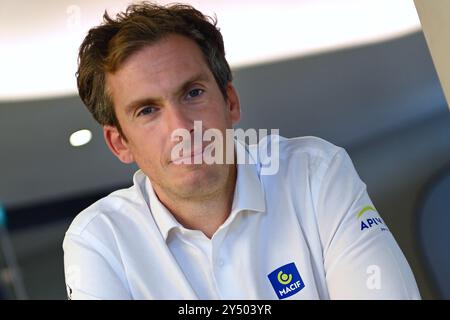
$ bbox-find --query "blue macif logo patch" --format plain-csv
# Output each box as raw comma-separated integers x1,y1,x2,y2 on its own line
268,262,305,299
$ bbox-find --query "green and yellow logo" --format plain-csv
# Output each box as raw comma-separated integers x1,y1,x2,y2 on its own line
277,271,292,285
268,262,305,299
357,205,387,231
357,205,377,219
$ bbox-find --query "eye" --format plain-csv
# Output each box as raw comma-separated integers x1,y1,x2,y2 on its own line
137,106,157,117
187,88,204,99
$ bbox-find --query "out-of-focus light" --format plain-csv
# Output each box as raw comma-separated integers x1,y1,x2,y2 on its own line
69,129,92,147
0,0,421,102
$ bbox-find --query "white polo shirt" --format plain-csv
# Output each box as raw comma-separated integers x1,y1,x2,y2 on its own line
63,135,421,300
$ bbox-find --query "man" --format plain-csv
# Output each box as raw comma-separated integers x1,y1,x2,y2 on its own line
63,2,421,299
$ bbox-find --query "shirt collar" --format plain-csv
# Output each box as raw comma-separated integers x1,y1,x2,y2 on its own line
230,138,266,217
136,138,266,242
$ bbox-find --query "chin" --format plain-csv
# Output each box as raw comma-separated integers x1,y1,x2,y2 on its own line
170,165,224,196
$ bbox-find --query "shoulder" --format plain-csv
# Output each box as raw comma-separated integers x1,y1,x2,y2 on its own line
278,135,342,159
64,184,142,238
256,135,345,177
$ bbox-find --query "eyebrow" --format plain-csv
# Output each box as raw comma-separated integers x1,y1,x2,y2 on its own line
123,72,210,116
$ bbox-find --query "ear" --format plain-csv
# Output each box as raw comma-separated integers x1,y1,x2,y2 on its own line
103,125,134,164
226,82,241,125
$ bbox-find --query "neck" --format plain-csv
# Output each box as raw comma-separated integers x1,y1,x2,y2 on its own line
153,164,237,239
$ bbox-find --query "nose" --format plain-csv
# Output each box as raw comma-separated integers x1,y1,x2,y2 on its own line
164,101,194,135
164,102,197,164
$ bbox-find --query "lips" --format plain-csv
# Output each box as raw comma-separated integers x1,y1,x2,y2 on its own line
170,142,211,164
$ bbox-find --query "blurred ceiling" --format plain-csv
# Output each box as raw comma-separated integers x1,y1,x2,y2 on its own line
0,0,421,101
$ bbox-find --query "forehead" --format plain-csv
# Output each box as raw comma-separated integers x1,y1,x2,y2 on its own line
106,34,213,107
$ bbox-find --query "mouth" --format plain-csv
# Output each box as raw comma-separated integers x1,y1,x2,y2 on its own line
170,142,213,165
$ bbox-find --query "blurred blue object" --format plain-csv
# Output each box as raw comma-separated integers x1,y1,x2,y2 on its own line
0,204,27,299
417,165,450,299
0,204,9,299
0,204,6,228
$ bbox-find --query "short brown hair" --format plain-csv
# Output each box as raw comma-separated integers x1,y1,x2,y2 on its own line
76,2,233,134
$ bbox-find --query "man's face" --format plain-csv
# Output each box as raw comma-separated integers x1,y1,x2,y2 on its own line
104,34,240,201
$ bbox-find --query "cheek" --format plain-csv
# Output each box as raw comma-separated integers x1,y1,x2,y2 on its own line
143,138,170,167
204,104,230,126
126,135,156,162
219,110,233,129
132,147,163,174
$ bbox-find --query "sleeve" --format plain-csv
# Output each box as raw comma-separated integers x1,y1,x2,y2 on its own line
63,231,132,300
316,147,421,299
